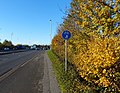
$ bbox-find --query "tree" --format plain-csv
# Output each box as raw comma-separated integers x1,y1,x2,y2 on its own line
3,40,13,48
52,0,120,92
0,42,3,50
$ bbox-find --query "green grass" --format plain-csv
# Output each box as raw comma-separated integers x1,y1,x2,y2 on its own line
47,50,98,93
47,50,66,92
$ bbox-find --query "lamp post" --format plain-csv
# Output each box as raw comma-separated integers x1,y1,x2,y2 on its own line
11,32,13,41
0,28,2,42
50,20,52,50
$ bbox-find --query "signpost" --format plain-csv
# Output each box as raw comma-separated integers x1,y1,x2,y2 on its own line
62,30,71,72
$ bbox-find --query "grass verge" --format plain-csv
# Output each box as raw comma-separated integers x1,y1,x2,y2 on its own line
47,50,98,93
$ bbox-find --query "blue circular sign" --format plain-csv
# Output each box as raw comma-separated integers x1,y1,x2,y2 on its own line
62,30,71,40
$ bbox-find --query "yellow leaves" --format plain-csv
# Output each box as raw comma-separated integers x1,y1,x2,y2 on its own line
99,77,110,87
114,7,118,12
109,73,112,77
72,36,120,88
95,80,99,84
81,22,85,27
52,0,120,91
75,21,82,25
98,8,106,16
99,18,106,25
93,69,99,74
107,18,112,22
102,69,106,74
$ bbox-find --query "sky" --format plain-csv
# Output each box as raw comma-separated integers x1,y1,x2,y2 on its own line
0,0,72,45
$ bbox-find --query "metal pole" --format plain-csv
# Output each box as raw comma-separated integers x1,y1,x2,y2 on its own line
0,28,1,42
50,20,52,50
65,40,67,72
11,32,13,41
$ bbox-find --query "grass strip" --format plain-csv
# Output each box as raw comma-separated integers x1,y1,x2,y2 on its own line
47,50,98,93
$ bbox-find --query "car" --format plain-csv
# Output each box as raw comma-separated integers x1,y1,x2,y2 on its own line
4,47,10,51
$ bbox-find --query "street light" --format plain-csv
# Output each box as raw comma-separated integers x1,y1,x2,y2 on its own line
0,28,2,42
50,20,52,50
11,32,13,41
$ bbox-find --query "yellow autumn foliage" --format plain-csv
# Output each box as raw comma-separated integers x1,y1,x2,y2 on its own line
52,0,120,91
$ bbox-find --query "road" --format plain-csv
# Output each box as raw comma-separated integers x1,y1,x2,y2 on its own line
0,50,38,77
0,50,61,93
0,50,27,55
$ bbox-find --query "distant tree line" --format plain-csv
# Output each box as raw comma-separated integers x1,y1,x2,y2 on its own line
0,39,50,51
0,40,13,50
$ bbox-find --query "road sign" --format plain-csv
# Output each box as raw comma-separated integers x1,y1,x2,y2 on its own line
62,30,71,72
62,30,71,40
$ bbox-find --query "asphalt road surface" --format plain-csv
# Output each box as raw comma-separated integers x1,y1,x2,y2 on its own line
0,50,61,93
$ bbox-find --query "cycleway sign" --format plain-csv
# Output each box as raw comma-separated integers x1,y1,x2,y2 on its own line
62,30,71,40
62,30,71,72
